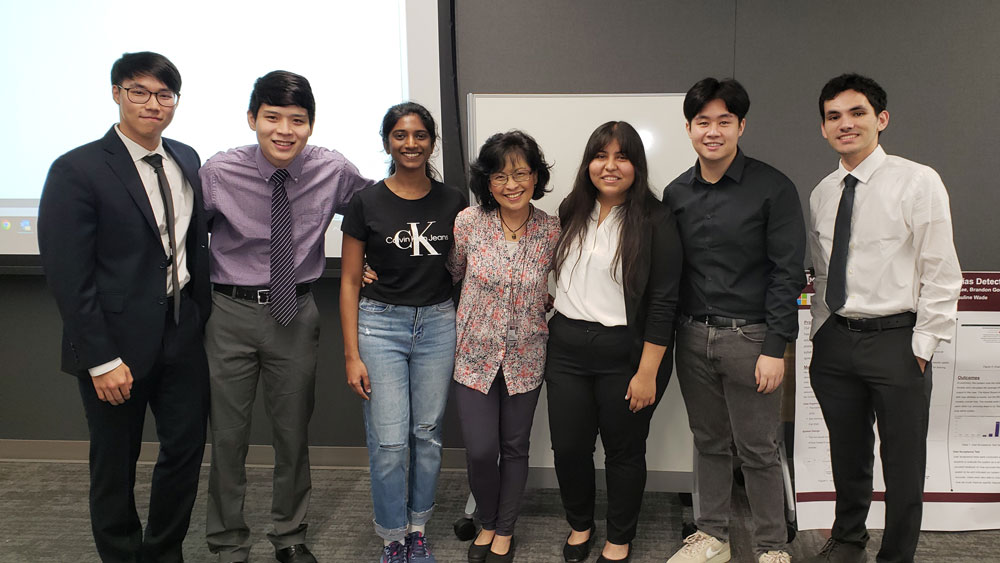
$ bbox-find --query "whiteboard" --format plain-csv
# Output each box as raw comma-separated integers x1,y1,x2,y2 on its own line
468,94,696,483
468,93,697,207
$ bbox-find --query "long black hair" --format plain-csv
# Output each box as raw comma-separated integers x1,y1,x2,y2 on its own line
553,121,659,296
379,101,439,179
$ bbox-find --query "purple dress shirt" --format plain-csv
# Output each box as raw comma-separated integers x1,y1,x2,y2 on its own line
199,145,373,285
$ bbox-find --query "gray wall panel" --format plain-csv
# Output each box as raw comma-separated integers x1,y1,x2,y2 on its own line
0,276,464,449
0,276,88,441
733,1,998,269
455,0,736,149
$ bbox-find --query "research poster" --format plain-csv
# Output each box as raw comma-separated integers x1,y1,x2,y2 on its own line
794,272,1000,531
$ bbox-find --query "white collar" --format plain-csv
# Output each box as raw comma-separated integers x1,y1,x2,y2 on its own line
837,144,886,185
114,124,167,164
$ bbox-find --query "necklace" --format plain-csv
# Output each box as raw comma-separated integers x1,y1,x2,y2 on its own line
499,206,533,240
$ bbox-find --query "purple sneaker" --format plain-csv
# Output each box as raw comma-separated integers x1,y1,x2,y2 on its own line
380,541,407,563
405,531,437,562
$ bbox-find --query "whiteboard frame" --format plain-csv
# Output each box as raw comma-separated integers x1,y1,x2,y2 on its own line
467,92,697,491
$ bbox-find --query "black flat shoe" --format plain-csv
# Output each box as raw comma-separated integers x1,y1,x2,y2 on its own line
468,537,493,563
596,542,632,562
563,530,593,562
485,536,516,563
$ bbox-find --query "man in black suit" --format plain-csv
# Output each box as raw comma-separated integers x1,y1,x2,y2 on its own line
38,51,210,563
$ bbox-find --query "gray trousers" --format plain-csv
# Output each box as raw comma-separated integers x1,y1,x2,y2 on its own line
204,291,319,561
453,374,541,536
675,317,786,554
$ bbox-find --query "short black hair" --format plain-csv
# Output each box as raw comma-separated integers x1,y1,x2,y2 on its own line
110,51,181,94
818,73,887,118
469,130,552,212
248,71,316,125
683,77,750,123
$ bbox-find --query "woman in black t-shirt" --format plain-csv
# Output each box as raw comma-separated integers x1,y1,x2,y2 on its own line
340,102,466,563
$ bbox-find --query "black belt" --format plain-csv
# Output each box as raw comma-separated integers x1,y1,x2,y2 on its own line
688,314,765,328
213,283,311,305
552,312,629,334
834,311,917,332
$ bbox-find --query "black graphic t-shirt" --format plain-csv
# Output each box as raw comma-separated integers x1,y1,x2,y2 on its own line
341,179,467,307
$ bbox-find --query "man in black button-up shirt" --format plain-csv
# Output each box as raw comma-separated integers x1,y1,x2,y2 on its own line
663,78,806,563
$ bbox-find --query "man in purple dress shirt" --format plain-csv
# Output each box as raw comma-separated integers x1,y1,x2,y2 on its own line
198,71,372,563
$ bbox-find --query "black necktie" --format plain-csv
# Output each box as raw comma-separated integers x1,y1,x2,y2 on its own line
142,154,181,324
826,174,858,314
269,169,297,325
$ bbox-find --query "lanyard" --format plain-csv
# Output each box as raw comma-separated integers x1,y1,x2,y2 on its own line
501,207,533,347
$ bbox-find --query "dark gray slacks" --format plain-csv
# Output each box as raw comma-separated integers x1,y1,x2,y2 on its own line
204,292,320,561
809,319,932,563
453,374,542,535
79,293,209,563
674,318,786,554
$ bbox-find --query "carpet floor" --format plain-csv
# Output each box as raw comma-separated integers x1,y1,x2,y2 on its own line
0,461,994,562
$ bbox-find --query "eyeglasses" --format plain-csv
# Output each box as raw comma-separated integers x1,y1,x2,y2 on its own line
489,170,532,187
117,85,179,107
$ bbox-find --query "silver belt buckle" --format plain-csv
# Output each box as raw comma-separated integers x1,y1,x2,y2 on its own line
257,289,271,305
845,317,864,331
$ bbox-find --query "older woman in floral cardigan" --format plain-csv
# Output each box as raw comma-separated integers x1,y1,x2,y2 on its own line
448,130,560,563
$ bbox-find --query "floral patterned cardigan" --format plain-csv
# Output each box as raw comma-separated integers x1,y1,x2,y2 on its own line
447,205,561,395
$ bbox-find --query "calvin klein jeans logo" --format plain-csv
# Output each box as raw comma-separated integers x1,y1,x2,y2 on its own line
386,221,448,256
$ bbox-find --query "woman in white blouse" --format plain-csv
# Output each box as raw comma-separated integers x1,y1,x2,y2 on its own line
546,121,682,563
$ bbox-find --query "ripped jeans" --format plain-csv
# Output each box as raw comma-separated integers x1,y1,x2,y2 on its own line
358,297,456,541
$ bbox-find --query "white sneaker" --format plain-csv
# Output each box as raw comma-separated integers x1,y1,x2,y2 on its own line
666,530,731,563
759,551,792,563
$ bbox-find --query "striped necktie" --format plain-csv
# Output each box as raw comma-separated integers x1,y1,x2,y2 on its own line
269,168,297,325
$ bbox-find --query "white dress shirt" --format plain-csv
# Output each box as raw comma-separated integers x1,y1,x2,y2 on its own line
90,127,194,377
808,145,962,361
554,202,628,327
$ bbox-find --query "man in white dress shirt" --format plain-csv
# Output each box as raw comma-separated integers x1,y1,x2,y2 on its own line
805,73,962,563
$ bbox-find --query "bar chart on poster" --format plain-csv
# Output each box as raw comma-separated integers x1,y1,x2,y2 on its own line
794,272,1000,531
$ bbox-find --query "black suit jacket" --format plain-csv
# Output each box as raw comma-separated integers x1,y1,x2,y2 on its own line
557,199,683,379
38,127,210,379
621,204,683,377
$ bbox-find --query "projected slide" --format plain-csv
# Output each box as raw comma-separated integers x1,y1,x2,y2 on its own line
0,0,441,257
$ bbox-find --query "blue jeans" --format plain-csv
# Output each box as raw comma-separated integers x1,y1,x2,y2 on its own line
358,297,456,542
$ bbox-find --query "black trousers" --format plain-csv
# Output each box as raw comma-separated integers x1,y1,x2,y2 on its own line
809,319,932,563
545,313,668,545
78,294,209,563
454,373,541,535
